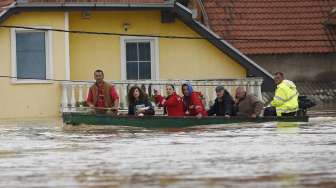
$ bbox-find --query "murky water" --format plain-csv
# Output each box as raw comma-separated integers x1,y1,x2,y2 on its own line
0,116,336,188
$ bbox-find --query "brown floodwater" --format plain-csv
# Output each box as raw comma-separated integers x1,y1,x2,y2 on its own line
0,112,336,187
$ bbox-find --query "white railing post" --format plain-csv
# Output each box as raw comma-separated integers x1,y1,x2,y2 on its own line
70,85,76,111
123,83,128,109
144,84,149,95
175,82,180,95
78,84,84,107
256,79,263,101
160,84,164,97
212,83,217,104
193,81,198,92
61,83,69,112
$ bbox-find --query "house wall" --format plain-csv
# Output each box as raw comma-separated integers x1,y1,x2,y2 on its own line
69,11,246,81
0,12,67,119
250,53,336,82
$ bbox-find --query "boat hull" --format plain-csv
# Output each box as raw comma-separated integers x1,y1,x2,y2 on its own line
62,112,309,128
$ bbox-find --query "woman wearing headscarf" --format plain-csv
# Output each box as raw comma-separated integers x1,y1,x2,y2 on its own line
181,83,207,117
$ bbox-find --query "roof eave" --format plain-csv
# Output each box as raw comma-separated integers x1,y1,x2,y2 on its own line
15,1,175,8
0,2,174,23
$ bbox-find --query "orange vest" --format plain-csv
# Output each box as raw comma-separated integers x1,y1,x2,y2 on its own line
90,82,114,107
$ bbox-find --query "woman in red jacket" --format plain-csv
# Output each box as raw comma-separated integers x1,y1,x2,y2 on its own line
156,84,185,117
182,83,207,117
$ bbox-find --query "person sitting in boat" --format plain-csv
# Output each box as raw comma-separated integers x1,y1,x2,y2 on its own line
207,85,235,117
155,84,185,117
234,86,263,118
264,72,299,117
127,86,155,116
182,83,207,118
86,69,119,114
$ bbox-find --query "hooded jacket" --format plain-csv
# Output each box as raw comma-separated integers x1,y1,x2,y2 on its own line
183,84,207,116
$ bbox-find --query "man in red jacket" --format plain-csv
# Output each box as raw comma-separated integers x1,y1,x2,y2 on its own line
182,83,207,118
155,85,185,116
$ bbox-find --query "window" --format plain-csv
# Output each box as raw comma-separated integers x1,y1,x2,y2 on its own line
11,27,52,83
121,37,159,80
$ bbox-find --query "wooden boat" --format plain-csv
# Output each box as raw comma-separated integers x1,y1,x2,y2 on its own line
62,112,309,129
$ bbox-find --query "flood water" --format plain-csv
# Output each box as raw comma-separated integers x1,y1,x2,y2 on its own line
0,115,336,188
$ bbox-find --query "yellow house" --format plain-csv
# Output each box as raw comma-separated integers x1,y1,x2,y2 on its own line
0,0,272,119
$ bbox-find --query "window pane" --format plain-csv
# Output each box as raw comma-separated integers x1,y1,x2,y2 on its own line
126,42,138,61
139,61,151,79
126,62,138,80
139,42,151,61
16,32,46,79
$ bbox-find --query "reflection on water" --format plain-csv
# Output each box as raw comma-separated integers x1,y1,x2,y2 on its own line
0,116,336,188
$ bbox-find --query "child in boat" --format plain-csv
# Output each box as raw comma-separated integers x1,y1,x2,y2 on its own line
127,86,155,116
181,83,207,118
155,84,185,117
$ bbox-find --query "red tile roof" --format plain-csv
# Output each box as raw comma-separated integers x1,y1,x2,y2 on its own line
204,0,336,54
0,0,14,14
25,0,164,3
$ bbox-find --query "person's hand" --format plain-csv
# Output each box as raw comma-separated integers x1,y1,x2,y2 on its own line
161,99,166,105
185,111,190,115
224,114,230,118
137,113,144,117
250,113,257,118
89,104,95,108
196,113,202,118
189,105,195,110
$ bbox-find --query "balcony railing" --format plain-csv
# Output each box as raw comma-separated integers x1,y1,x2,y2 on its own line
60,78,263,113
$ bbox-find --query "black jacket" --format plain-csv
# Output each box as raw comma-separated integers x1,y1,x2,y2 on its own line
207,90,235,116
128,99,155,115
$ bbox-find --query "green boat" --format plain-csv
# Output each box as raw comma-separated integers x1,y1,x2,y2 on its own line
62,112,309,129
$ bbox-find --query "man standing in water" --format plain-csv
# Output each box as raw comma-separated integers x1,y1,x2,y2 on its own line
264,72,299,116
86,69,119,114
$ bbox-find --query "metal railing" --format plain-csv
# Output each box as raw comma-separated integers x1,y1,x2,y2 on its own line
60,78,263,112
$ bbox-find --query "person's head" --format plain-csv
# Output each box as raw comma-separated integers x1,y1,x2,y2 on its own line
127,86,146,104
153,86,160,96
94,69,104,84
215,85,225,98
235,86,246,100
166,84,175,96
182,83,193,96
274,72,284,85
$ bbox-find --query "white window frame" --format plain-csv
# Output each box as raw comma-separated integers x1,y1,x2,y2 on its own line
10,26,53,84
120,36,159,80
